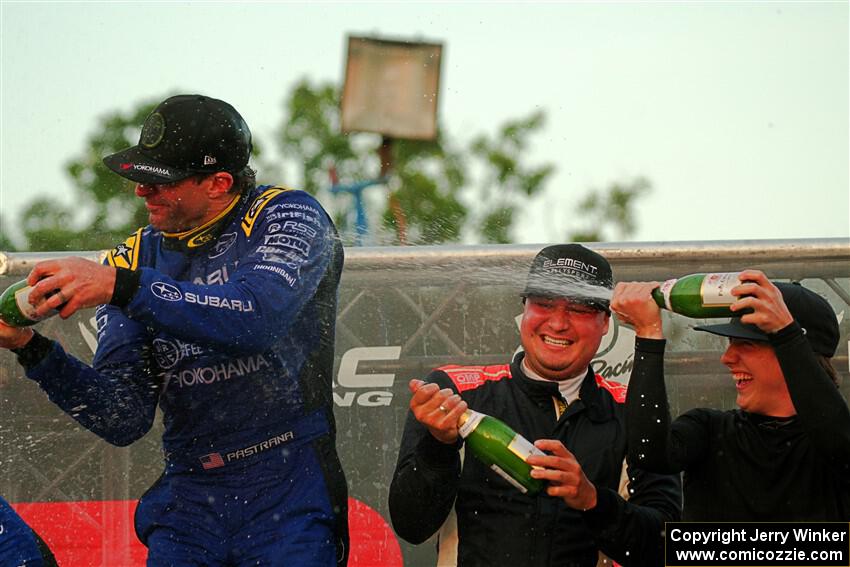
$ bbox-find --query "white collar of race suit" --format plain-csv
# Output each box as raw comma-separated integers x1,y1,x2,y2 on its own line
520,358,584,405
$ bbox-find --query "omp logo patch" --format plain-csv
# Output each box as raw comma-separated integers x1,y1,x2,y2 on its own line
106,228,143,270
151,282,183,302
241,187,290,237
438,364,512,392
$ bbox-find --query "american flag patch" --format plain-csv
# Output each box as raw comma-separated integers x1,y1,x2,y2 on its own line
199,452,225,470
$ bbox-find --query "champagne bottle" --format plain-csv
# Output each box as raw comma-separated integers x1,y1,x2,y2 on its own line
458,409,545,495
651,272,743,318
0,279,56,327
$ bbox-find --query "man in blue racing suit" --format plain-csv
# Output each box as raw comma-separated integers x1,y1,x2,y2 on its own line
0,94,348,566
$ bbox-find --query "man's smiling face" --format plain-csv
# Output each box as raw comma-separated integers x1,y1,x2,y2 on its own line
520,296,610,381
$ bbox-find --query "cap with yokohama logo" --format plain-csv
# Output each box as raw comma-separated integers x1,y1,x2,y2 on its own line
103,94,252,185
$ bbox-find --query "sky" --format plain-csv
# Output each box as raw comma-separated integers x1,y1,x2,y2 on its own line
1,1,848,247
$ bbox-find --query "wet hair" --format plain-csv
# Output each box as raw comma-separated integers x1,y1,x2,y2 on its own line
817,355,840,387
230,165,257,195
191,166,256,194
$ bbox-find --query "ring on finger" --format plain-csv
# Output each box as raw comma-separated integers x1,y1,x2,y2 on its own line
56,290,68,305
438,405,448,414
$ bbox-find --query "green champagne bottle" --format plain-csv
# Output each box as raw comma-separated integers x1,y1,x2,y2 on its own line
458,409,545,495
0,279,56,327
651,272,743,318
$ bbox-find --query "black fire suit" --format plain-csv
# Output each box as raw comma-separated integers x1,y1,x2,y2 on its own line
626,322,850,520
389,353,682,566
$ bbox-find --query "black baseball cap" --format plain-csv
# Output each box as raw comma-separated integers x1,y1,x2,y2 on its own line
521,244,614,311
103,94,252,184
694,282,840,357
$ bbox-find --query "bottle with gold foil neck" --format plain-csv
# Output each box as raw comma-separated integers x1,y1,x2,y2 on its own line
651,272,744,318
458,409,545,495
0,279,57,327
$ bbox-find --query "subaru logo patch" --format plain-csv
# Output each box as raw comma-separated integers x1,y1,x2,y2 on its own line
151,282,183,302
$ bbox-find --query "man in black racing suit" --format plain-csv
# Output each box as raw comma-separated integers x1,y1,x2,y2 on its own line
389,244,681,566
612,271,850,520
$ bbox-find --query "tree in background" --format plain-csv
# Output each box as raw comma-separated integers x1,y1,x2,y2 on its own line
468,110,554,244
278,79,553,245
8,80,648,251
568,177,651,243
17,97,267,252
0,217,16,252
19,101,158,252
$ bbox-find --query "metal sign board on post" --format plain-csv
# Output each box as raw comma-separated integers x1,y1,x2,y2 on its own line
341,35,442,141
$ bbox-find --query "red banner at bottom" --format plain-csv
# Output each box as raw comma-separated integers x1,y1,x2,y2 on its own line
13,497,402,567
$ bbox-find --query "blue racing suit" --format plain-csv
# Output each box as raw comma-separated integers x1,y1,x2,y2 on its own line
0,496,56,567
15,186,348,566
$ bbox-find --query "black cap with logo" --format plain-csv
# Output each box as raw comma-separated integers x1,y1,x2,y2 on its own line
103,94,252,184
522,244,614,311
695,282,840,357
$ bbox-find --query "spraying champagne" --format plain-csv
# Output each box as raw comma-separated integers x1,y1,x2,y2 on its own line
0,279,58,327
651,272,745,318
458,409,545,495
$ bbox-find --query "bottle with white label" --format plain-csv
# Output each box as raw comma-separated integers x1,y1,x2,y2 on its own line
458,409,545,495
0,279,56,327
651,272,744,318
